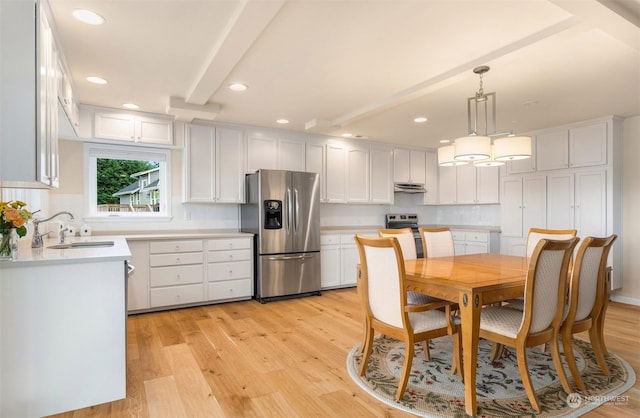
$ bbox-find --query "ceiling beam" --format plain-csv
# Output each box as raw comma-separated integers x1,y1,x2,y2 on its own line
330,16,580,128
185,0,286,105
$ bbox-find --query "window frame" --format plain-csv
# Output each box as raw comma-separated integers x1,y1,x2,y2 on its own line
84,142,172,221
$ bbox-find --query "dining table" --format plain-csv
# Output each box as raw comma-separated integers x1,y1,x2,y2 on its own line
404,253,530,417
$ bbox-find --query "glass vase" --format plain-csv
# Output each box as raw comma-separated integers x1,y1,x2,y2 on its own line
0,229,12,258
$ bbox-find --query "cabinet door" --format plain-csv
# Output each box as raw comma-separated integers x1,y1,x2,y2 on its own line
216,128,245,203
393,148,410,182
456,163,477,204
423,152,438,205
409,150,427,184
547,172,574,230
247,135,277,172
575,170,606,237
523,176,547,234
325,143,347,202
184,124,215,202
94,113,136,141
536,130,568,171
306,141,326,201
476,166,499,203
346,146,369,203
501,178,524,237
340,245,359,286
320,245,341,288
136,116,173,145
370,147,393,204
127,240,150,311
279,139,306,171
438,166,456,204
569,122,607,168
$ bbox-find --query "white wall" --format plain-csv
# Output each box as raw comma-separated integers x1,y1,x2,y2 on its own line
612,115,640,303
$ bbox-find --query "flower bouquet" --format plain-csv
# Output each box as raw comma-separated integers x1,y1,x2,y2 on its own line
0,200,32,258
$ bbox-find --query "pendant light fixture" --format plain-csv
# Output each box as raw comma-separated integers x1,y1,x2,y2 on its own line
438,66,531,166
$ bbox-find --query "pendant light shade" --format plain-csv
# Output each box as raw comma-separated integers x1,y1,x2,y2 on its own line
493,136,532,161
438,145,468,166
474,145,505,167
454,135,491,161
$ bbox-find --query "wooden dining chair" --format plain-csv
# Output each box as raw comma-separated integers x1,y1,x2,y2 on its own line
561,234,617,391
478,237,579,412
418,227,455,258
355,235,461,400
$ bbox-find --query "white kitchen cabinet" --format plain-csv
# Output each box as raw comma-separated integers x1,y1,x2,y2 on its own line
455,163,477,204
246,134,306,172
370,146,394,204
325,142,347,203
438,166,457,204
183,124,245,203
306,140,326,201
57,61,79,136
501,176,546,237
569,122,607,168
536,130,569,171
206,237,253,302
423,151,438,205
439,164,499,204
546,172,574,230
127,240,150,311
0,0,59,188
93,111,174,145
320,232,377,289
346,145,370,203
452,230,490,254
393,148,426,184
574,170,607,237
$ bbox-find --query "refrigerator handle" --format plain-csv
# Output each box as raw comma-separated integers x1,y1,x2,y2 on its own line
294,188,299,232
286,187,293,233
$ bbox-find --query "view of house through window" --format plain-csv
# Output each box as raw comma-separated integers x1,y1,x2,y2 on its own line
85,143,171,218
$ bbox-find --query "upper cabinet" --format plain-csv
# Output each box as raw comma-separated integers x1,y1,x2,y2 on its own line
422,151,438,205
393,148,426,184
569,122,607,168
438,164,499,204
0,0,59,188
370,146,394,204
183,124,245,203
246,133,306,173
92,110,174,146
57,61,80,137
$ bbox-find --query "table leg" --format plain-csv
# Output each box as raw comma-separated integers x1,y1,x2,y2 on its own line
460,290,482,417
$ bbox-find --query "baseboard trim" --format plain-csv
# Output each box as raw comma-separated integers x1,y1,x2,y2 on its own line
610,294,640,306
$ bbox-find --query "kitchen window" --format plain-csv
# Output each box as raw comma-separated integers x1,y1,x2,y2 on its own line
84,143,171,220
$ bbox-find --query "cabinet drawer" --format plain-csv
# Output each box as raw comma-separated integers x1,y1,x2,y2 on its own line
150,284,204,308
150,264,203,287
321,234,340,245
150,252,203,267
208,261,252,282
207,238,251,251
150,240,203,254
452,231,466,241
208,279,253,301
465,232,489,243
207,249,251,263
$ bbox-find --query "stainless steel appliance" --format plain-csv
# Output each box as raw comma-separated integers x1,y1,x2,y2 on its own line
385,213,423,258
241,170,321,303
394,182,427,193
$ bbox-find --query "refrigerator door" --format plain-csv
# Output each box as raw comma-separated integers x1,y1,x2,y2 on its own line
258,170,292,254
291,171,320,253
257,252,321,300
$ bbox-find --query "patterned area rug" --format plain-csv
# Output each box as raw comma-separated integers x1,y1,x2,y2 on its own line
347,336,635,417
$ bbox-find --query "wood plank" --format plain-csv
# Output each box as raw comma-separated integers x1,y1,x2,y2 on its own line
144,376,187,417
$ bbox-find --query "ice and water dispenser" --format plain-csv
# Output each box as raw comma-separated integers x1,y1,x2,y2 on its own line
263,200,282,229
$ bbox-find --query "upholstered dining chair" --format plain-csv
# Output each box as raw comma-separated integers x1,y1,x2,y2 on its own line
561,234,617,391
478,237,579,412
355,235,461,401
418,227,455,258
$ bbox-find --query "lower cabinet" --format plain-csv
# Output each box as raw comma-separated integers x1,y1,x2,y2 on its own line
126,236,253,313
320,232,377,289
452,230,490,254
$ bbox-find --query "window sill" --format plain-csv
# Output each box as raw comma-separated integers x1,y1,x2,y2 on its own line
83,215,173,223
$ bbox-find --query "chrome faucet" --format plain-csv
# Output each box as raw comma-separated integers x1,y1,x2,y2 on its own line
31,211,75,248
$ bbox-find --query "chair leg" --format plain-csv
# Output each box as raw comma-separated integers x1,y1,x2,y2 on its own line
516,345,541,412
562,331,585,391
359,317,370,354
396,340,415,401
589,326,611,376
549,336,572,395
359,325,375,376
422,340,431,361
490,343,504,361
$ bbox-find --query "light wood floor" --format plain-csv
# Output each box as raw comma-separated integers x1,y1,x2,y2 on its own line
51,288,639,418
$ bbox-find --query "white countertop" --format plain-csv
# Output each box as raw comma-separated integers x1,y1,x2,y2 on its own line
320,225,501,234
121,231,254,241
1,236,131,267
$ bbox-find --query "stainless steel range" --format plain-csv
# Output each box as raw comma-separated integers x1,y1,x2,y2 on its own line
385,213,423,258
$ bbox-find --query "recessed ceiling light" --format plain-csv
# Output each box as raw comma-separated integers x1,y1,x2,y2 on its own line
229,83,248,92
122,103,139,109
341,133,353,138
414,116,428,123
276,119,289,124
72,9,105,25
439,139,451,144
86,76,107,85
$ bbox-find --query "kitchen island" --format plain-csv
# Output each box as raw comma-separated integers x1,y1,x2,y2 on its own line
0,236,130,417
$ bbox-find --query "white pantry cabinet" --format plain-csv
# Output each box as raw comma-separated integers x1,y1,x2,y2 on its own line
0,0,59,188
92,110,174,145
246,134,306,172
393,148,426,184
534,121,608,172
501,176,547,237
183,124,245,203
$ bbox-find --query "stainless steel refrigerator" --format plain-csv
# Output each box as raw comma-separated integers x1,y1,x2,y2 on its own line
241,169,321,303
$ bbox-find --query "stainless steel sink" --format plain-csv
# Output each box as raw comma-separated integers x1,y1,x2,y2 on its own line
47,241,114,249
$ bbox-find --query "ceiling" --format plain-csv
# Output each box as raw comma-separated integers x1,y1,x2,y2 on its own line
48,0,640,149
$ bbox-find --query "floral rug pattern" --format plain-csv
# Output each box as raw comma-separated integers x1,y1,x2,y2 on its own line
347,336,635,417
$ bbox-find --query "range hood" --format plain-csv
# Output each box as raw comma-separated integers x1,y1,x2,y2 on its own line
394,182,427,193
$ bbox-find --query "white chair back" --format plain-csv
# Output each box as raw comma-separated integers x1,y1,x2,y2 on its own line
526,228,576,258
422,230,454,258
379,230,417,259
